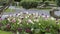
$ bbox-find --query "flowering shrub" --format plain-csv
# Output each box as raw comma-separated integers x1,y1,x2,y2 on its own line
0,12,60,34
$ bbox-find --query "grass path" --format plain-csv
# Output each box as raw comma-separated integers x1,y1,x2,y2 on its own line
0,30,13,34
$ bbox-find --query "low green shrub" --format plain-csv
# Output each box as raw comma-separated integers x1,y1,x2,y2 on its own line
20,1,38,9
56,0,60,7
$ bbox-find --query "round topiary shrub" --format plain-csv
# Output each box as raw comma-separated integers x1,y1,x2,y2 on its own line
20,1,38,9
44,1,49,6
56,0,60,7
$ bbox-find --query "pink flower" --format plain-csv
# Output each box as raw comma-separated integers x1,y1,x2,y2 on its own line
12,20,16,23
11,18,16,23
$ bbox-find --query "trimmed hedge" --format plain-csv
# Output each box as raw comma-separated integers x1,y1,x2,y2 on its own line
20,1,38,9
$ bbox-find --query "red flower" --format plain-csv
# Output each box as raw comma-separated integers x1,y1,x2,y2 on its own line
25,28,31,33
17,28,22,32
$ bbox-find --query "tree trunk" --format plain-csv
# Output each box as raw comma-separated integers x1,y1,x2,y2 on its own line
0,0,13,16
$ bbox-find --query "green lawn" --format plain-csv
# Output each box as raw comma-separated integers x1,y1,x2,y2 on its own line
5,9,15,12
0,30,13,34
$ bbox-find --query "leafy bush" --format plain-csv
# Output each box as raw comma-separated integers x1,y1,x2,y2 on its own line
20,1,38,9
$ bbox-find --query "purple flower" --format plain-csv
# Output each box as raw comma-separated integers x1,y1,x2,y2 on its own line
0,17,2,20
41,13,44,15
17,28,22,32
58,29,60,32
25,28,31,33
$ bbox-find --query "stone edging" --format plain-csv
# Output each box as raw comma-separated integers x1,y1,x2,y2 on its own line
50,9,60,19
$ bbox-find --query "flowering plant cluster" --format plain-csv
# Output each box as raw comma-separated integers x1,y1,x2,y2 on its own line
0,12,60,34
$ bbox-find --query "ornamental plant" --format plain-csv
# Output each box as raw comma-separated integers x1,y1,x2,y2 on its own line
0,12,60,34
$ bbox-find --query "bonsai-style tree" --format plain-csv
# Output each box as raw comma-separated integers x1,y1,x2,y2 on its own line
0,0,12,16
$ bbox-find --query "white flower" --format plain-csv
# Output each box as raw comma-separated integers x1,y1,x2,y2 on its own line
34,19,39,22
20,12,23,15
9,15,12,17
57,23,59,25
17,31,19,34
42,15,45,18
32,13,35,16
31,28,34,31
27,23,29,25
29,14,31,16
7,18,10,21
27,19,34,24
50,17,55,20
18,19,21,22
47,16,50,18
39,23,41,25
17,19,22,24
36,12,39,16
26,12,28,14
25,16,28,18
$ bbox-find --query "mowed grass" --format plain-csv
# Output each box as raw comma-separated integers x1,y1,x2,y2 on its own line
0,30,13,34
5,9,15,12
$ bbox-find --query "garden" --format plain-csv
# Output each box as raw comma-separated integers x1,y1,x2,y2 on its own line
0,0,60,34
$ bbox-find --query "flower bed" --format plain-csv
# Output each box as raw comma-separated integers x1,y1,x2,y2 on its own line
0,12,60,34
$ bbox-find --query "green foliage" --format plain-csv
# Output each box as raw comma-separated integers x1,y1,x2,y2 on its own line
20,0,38,9
56,0,60,6
44,1,49,6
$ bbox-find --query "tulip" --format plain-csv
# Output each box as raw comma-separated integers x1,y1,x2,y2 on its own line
25,28,31,33
11,18,16,23
6,24,11,30
17,28,22,32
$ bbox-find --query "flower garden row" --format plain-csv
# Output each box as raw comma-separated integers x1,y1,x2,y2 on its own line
0,12,60,34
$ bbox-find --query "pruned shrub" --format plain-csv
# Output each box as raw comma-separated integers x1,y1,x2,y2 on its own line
56,0,60,7
20,1,38,9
